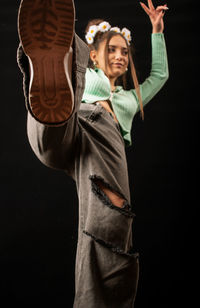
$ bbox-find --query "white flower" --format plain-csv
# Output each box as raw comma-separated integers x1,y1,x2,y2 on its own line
88,25,99,37
98,21,111,32
121,27,132,45
110,27,121,33
85,32,94,45
85,22,132,46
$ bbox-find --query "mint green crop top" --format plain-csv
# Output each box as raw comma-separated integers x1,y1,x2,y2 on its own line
82,33,169,146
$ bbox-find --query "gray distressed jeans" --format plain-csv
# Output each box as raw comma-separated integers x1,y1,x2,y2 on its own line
17,33,139,307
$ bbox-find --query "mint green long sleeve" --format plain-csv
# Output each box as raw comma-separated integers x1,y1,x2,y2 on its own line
136,33,169,108
82,33,169,146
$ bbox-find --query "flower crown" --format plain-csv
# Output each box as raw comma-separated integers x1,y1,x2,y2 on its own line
85,21,132,46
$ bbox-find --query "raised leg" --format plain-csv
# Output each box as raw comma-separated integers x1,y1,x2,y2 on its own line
17,1,89,173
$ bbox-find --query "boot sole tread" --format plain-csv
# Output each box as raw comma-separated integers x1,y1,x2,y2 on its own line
18,0,75,124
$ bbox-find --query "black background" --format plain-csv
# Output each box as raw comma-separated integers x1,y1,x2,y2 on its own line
0,0,199,307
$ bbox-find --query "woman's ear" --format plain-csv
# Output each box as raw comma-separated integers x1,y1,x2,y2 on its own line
90,49,97,63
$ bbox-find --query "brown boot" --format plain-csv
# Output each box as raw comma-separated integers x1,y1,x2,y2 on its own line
17,0,75,125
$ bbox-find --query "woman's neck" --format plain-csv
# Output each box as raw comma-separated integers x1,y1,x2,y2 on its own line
102,70,117,92
109,77,117,92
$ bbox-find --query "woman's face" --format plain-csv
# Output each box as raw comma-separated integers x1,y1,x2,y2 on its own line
92,34,129,81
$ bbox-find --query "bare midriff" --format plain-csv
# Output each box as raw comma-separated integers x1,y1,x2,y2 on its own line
96,100,118,123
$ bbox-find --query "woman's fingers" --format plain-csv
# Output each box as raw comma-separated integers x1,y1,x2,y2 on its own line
156,10,164,20
140,2,151,15
140,0,168,28
140,2,169,15
147,0,155,10
156,5,169,12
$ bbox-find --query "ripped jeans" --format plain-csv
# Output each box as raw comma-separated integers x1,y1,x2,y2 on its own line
18,34,139,307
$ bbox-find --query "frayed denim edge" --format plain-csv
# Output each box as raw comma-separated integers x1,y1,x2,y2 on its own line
89,175,135,218
83,230,139,259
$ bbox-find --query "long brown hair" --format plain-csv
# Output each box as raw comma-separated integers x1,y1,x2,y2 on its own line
85,19,144,120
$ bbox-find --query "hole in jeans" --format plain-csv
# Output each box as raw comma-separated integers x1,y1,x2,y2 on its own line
92,178,126,209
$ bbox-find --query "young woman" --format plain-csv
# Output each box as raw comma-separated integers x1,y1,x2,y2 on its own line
17,0,169,307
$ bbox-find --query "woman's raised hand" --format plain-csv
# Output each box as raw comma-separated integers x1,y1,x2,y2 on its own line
140,0,168,33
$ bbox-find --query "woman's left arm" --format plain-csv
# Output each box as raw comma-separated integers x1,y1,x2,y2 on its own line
134,0,169,107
